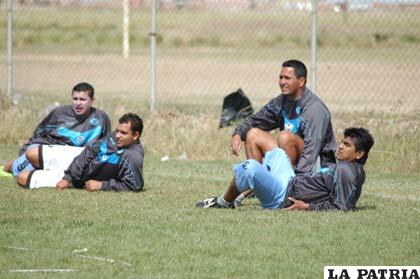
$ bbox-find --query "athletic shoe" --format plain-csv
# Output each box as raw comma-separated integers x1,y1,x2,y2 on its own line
196,197,234,209
0,166,13,178
196,197,218,208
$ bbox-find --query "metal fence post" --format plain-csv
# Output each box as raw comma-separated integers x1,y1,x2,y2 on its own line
150,0,157,112
7,0,13,98
311,0,318,94
123,0,130,58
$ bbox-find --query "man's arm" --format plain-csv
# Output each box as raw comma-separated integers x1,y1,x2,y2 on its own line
285,197,309,210
19,109,58,155
100,156,144,192
294,107,331,173
232,98,282,141
231,98,282,155
84,180,103,191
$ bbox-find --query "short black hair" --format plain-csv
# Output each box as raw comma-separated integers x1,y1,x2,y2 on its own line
282,60,307,85
344,127,374,165
72,82,95,99
119,113,143,136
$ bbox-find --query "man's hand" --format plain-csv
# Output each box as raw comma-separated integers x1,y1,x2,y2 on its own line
56,179,70,190
231,135,243,156
285,197,309,210
85,180,103,192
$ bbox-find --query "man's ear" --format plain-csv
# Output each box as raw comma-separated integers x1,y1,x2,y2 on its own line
134,131,141,141
298,77,306,88
356,150,365,160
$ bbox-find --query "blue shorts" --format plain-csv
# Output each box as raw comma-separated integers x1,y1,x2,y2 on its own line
11,144,38,176
233,148,295,209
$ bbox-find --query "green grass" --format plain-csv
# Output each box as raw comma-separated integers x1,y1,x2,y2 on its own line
0,94,419,277
0,156,419,278
0,6,419,274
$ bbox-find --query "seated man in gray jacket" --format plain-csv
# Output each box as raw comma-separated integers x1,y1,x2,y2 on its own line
196,127,374,211
16,113,144,192
230,60,336,205
4,82,111,176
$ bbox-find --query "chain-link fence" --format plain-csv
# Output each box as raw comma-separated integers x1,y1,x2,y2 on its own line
1,0,419,115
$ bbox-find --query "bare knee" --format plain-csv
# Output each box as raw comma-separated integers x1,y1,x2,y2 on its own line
278,130,296,148
25,146,40,167
277,131,304,165
245,128,265,145
16,171,31,187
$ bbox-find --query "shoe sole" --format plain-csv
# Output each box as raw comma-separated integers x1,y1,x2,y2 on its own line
196,197,217,208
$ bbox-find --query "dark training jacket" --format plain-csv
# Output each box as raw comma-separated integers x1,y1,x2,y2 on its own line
63,132,144,192
285,161,366,211
19,105,111,155
233,87,336,173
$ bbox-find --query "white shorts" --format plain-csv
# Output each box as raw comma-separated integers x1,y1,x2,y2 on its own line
27,145,85,189
28,169,65,189
40,145,85,170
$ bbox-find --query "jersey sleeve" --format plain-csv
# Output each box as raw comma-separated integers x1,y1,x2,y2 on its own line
101,150,144,192
233,98,281,141
294,105,331,173
307,164,359,211
19,109,58,155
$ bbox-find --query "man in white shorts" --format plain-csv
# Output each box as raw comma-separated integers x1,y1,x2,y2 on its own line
16,113,145,192
4,82,111,176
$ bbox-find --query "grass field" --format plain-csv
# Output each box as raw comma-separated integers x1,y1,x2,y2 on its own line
0,155,419,278
0,98,419,277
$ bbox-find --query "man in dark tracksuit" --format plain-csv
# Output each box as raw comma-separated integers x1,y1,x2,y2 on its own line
232,60,336,173
232,86,336,174
284,160,366,211
4,82,111,176
17,113,144,192
230,60,336,205
196,127,374,211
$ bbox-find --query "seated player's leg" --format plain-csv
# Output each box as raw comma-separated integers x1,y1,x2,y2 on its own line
245,128,278,162
277,130,304,166
234,148,295,209
40,145,84,170
278,131,321,172
5,144,40,176
16,171,31,187
196,179,240,209
25,146,42,169
11,154,35,176
237,131,300,205
19,169,65,189
236,128,279,203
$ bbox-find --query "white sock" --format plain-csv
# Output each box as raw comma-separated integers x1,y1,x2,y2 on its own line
217,195,232,207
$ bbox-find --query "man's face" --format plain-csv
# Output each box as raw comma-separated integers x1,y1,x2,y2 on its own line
336,136,364,162
72,91,94,116
279,67,305,99
115,122,140,148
